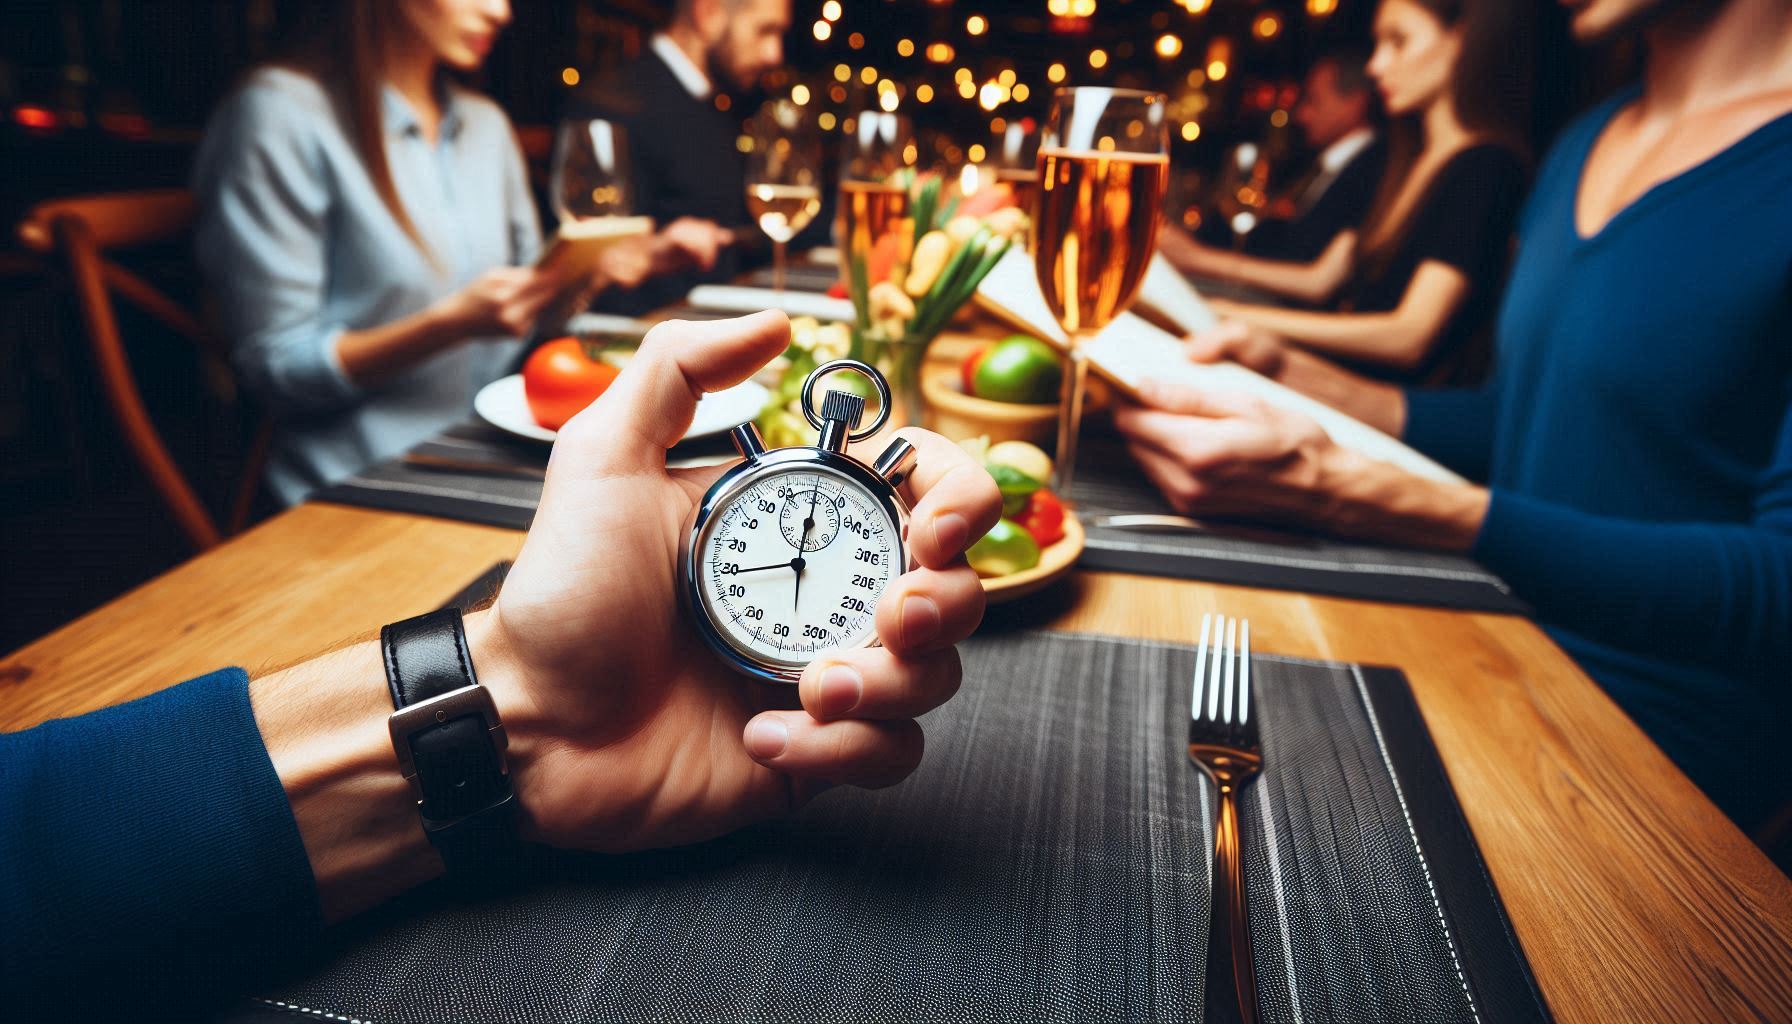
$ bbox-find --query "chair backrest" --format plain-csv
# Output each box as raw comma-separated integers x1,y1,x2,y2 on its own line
17,188,267,552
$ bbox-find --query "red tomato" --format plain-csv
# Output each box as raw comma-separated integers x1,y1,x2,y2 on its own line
960,344,992,394
826,281,849,299
522,337,620,431
1016,489,1066,547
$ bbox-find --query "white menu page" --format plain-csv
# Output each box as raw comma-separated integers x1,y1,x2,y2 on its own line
973,248,1464,484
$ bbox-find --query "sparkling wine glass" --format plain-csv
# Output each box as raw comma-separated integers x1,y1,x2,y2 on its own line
837,111,917,318
993,118,1042,221
1033,88,1169,495
745,99,823,294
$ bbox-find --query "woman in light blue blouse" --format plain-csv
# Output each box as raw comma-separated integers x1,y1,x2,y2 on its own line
194,0,633,504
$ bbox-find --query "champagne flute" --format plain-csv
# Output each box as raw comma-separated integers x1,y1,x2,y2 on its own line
551,117,632,223
1034,88,1170,495
993,118,1042,218
837,111,917,325
745,99,823,294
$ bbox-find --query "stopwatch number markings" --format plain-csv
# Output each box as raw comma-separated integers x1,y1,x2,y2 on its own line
702,472,895,661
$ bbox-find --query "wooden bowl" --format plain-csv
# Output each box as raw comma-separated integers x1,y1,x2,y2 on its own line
920,364,1059,447
981,515,1085,604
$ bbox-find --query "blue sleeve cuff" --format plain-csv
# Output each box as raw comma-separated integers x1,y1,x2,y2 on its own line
1402,387,1498,482
1,668,321,1011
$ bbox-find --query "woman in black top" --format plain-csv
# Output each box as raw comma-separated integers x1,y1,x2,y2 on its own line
1169,0,1533,385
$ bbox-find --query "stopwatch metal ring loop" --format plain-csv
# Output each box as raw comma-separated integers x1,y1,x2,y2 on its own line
800,359,891,442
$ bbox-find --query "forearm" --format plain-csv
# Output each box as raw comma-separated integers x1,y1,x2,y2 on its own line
1320,448,1489,550
333,302,471,388
249,609,529,923
1197,249,1341,305
1228,304,1433,371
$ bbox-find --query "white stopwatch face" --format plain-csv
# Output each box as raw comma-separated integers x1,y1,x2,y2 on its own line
694,463,903,673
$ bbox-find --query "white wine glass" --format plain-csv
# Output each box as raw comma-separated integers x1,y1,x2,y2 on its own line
745,99,823,294
1033,87,1169,495
552,117,632,223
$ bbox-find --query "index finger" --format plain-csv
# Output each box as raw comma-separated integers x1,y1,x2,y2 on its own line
556,311,790,478
860,427,1002,570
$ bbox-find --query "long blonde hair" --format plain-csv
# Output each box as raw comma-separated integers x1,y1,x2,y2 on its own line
281,1,435,259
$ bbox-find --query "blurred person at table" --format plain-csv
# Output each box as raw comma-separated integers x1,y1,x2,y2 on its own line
192,0,651,506
1114,0,1792,835
1161,46,1387,267
1160,0,1534,387
0,313,1003,1018
563,0,794,315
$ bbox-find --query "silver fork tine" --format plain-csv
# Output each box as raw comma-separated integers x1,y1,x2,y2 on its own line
1208,614,1227,721
1221,616,1237,725
1193,613,1214,721
1239,619,1252,726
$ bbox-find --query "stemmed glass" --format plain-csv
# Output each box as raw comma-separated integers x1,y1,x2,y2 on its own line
744,99,823,293
837,111,917,317
993,119,1042,221
836,112,921,423
551,118,633,223
1033,88,1170,495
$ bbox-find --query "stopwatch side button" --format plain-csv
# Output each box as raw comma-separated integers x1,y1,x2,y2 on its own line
873,437,918,488
731,422,767,460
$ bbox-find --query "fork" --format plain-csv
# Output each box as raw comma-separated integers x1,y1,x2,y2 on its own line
1189,612,1263,1024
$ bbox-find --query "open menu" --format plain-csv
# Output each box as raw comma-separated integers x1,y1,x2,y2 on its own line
535,215,654,279
973,248,1465,484
530,216,654,339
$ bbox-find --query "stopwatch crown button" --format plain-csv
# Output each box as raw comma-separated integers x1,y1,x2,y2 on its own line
821,389,866,430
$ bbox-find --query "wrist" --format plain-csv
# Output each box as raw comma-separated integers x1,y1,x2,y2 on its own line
424,293,475,344
251,642,442,922
461,608,547,839
1320,447,1489,550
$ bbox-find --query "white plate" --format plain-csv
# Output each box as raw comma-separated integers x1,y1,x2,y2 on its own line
474,374,769,445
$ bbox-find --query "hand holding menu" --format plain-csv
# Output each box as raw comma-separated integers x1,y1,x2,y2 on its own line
973,248,1464,484
530,215,654,339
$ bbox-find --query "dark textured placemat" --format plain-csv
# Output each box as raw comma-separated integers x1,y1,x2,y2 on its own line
227,628,1547,1024
1072,438,1529,615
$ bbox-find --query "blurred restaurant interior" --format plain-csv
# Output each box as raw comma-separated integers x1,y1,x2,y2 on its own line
3,0,1791,1020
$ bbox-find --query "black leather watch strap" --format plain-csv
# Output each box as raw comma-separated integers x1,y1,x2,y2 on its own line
382,608,517,875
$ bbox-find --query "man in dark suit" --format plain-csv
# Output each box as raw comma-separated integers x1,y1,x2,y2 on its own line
1247,48,1386,262
569,0,792,313
1162,48,1386,275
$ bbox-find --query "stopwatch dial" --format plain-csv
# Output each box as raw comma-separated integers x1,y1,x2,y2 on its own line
697,468,900,667
779,485,842,551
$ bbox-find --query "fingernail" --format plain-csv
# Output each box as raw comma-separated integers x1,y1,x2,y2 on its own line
900,594,941,648
931,512,969,556
744,717,789,759
816,664,864,716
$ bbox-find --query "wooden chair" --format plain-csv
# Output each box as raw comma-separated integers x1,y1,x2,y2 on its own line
18,188,269,552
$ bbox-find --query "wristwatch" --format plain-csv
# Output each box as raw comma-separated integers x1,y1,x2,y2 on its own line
382,608,518,874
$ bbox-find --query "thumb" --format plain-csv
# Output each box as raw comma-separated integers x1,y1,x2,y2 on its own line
555,310,790,476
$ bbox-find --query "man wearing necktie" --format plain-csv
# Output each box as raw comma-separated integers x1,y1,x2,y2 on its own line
567,0,793,314
1244,48,1387,263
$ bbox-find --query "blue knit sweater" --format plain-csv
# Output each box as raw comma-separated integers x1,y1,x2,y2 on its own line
1406,88,1792,829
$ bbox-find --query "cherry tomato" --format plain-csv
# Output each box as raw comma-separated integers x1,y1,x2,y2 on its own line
522,337,620,431
960,344,992,394
1016,489,1066,547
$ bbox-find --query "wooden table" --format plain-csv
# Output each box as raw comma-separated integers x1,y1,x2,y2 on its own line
6,504,1792,1021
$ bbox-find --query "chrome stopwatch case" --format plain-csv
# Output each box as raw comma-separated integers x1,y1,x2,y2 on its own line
680,360,919,683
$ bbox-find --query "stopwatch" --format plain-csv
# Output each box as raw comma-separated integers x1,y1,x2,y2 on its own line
681,360,919,683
